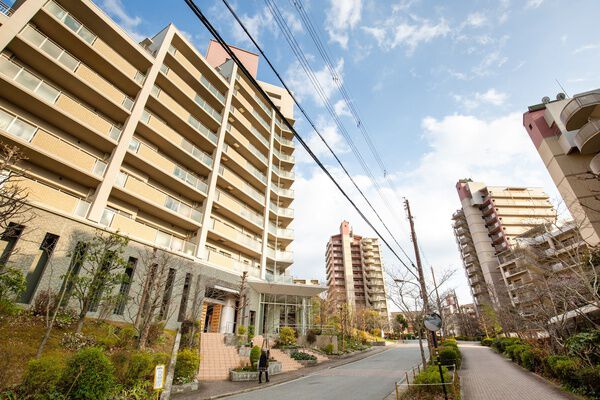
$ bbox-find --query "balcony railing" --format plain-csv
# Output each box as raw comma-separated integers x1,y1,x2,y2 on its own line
273,164,295,179
269,202,294,218
0,1,13,16
265,272,293,284
275,134,294,147
266,247,293,263
273,147,295,163
218,166,265,204
269,222,293,239
210,218,262,252
214,189,264,227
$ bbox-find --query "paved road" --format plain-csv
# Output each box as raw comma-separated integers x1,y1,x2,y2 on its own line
222,344,423,400
460,343,573,400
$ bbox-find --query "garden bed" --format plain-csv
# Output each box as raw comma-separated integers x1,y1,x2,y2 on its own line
230,362,282,381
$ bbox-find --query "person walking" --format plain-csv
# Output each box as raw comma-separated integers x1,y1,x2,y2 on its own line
258,350,270,383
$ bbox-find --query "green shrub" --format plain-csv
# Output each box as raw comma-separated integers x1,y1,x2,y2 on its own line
322,344,334,355
443,338,457,346
438,346,461,368
504,344,529,364
290,351,317,361
125,351,157,386
520,348,543,372
116,326,137,348
237,325,247,336
371,328,382,337
565,330,600,367
59,347,115,400
413,365,452,388
174,349,199,385
145,322,165,347
546,355,580,384
250,345,261,368
575,365,600,397
306,329,318,345
481,337,494,346
493,337,521,353
248,325,255,343
279,327,296,346
22,355,65,398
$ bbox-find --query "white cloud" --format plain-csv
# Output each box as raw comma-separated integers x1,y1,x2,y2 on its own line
334,100,352,117
231,7,275,46
296,116,349,164
291,111,559,305
472,50,508,76
573,43,600,54
463,12,487,28
325,0,362,48
392,19,450,54
525,0,544,9
101,0,144,41
284,58,344,106
453,89,508,110
361,26,386,48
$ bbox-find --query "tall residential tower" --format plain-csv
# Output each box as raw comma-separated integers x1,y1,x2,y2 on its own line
0,0,324,336
325,221,388,316
452,180,555,309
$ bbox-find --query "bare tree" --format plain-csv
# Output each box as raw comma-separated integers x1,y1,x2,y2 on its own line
64,231,129,333
0,144,33,303
236,271,250,329
125,248,186,349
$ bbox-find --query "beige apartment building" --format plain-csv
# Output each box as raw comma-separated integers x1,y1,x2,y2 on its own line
497,221,585,318
325,221,388,316
523,90,600,246
0,0,325,335
453,180,556,310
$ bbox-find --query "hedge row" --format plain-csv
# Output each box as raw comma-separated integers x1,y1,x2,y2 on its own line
489,337,600,398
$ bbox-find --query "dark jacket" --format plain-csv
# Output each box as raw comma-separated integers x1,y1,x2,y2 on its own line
258,352,269,369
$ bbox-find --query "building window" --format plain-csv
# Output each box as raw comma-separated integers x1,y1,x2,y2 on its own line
93,160,107,177
0,223,24,265
0,108,38,142
88,250,116,312
178,273,192,322
115,171,128,187
159,268,176,320
109,125,122,141
20,233,60,304
122,97,134,111
113,256,137,315
61,241,88,306
134,71,146,85
160,64,169,74
151,85,161,97
73,199,90,218
128,137,141,153
99,207,116,227
140,110,151,124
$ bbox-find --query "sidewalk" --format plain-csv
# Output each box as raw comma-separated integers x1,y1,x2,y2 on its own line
459,343,577,400
174,345,393,400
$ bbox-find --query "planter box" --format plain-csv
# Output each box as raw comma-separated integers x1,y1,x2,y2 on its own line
296,359,317,366
230,362,282,381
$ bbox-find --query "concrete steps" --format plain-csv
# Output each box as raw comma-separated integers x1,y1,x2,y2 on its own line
269,348,303,372
198,333,242,381
303,348,329,363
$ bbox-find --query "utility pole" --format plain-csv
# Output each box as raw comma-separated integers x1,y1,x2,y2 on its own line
431,266,444,340
404,199,432,362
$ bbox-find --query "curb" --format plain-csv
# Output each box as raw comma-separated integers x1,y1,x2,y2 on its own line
184,346,392,400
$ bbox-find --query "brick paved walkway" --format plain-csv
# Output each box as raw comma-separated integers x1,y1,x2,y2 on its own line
460,343,574,400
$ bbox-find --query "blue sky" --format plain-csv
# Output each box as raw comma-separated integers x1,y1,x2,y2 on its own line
92,0,600,305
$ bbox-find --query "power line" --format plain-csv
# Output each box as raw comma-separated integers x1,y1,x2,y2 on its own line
183,0,419,280
261,0,415,262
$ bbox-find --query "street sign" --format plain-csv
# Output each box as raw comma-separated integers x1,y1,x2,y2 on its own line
154,364,165,390
424,312,442,332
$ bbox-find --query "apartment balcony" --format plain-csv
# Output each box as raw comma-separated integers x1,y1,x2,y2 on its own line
138,110,214,174
273,147,295,165
39,1,147,93
469,276,481,285
590,151,600,175
574,118,600,154
166,44,227,105
208,217,263,256
272,164,295,183
112,212,196,256
222,143,267,188
464,254,477,264
561,91,600,131
466,265,478,276
0,109,104,186
112,173,202,230
458,235,470,246
213,189,264,233
266,246,293,266
491,232,505,245
232,88,272,134
505,265,527,278
16,25,132,121
205,248,259,273
218,166,265,209
268,222,294,244
494,242,508,253
488,221,502,234
274,133,294,149
147,86,220,145
126,140,208,202
484,213,498,225
269,202,294,221
21,177,89,217
0,57,120,152
225,123,268,167
271,183,294,205
229,108,270,151
472,285,485,295
481,203,495,216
